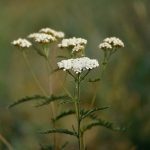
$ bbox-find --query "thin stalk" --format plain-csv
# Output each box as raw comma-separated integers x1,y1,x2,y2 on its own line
74,74,84,150
90,82,98,108
90,51,110,107
0,133,13,150
67,70,77,80
45,55,57,150
22,51,47,95
23,51,57,148
45,57,56,122
80,70,90,82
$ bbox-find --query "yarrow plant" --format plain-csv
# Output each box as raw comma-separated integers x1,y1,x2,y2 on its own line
10,27,125,150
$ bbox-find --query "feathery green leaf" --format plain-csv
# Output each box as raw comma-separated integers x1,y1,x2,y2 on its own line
82,119,125,134
59,99,75,104
39,128,78,137
35,95,69,107
80,107,109,121
52,110,75,122
8,94,68,108
8,95,48,108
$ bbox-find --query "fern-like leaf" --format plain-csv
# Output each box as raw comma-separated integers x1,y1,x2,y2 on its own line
39,128,78,137
8,95,48,108
8,95,68,108
35,95,69,107
80,107,109,121
59,99,75,104
82,119,125,134
52,110,75,122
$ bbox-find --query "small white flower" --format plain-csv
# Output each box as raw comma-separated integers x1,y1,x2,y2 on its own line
99,42,112,50
28,33,56,43
103,37,124,48
58,37,87,50
39,27,65,39
57,57,99,74
72,44,84,53
11,38,32,48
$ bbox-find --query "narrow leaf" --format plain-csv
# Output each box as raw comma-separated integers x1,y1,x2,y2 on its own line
35,95,69,107
59,99,75,104
8,95,48,108
52,110,75,122
82,119,125,134
80,107,109,121
39,128,78,137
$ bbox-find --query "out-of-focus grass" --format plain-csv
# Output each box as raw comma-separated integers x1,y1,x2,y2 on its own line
0,0,150,149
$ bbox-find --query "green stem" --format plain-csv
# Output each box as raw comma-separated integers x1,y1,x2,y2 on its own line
90,51,110,107
80,70,90,82
22,51,47,95
45,57,56,124
23,51,57,148
45,55,57,150
75,74,84,150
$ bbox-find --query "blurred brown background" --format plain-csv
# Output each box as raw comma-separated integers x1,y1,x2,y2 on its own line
0,0,150,149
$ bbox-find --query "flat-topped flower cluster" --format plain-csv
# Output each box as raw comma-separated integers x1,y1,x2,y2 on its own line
99,37,124,50
39,28,65,39
57,57,99,74
11,27,65,48
11,38,32,48
11,28,124,74
58,37,87,53
28,33,56,43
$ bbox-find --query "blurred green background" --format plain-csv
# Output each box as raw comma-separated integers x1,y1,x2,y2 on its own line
0,0,150,149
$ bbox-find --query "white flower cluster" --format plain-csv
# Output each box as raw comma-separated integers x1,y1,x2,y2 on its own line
104,37,124,48
39,27,65,39
99,37,124,50
11,38,32,48
58,37,87,53
57,57,99,74
99,42,112,50
28,33,56,43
